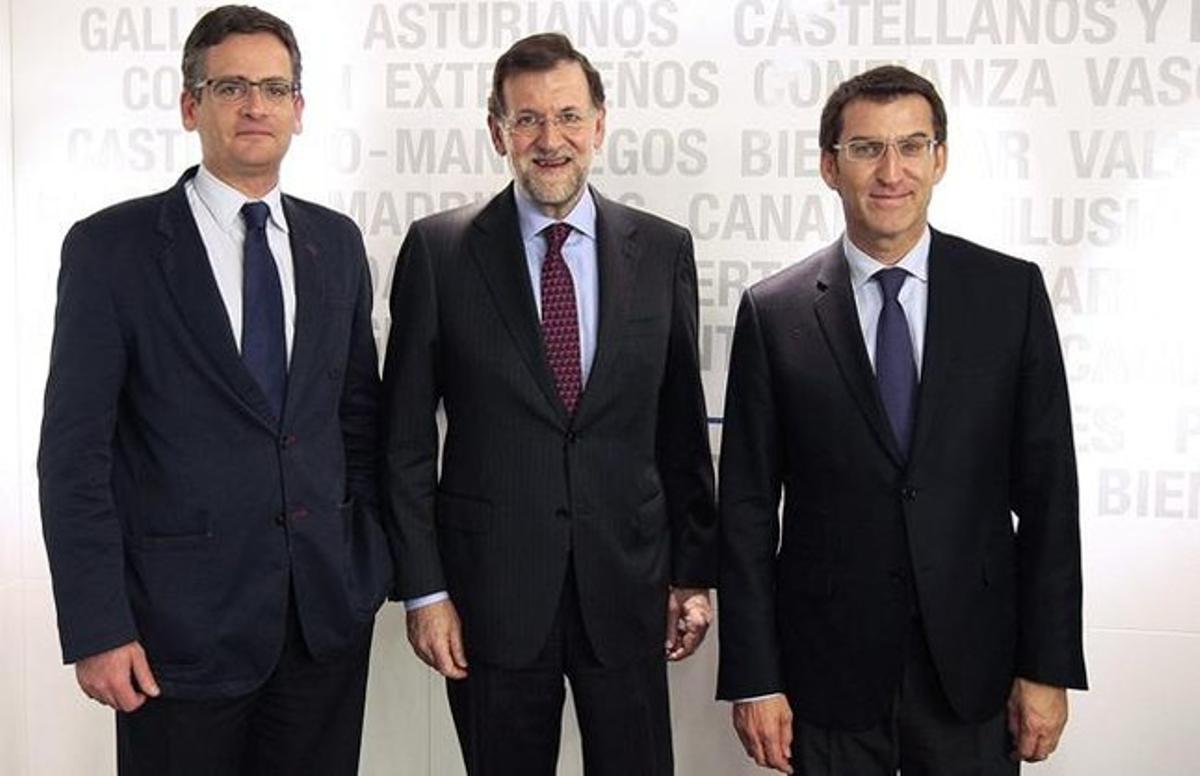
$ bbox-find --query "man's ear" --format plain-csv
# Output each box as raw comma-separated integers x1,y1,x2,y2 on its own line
487,115,507,156
819,150,839,191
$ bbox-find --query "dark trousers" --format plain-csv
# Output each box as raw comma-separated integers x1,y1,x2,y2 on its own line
447,567,673,776
116,594,373,776
791,624,1018,776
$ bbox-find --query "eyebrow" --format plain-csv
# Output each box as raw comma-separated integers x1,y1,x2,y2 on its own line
514,106,585,114
843,131,932,142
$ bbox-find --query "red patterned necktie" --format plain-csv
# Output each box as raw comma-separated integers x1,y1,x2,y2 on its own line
539,222,581,415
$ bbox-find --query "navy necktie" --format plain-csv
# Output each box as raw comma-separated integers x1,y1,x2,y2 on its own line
874,268,917,457
240,201,287,420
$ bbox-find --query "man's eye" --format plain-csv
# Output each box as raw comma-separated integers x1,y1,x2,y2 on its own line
264,81,292,99
514,115,540,129
854,142,884,158
214,80,244,98
898,139,925,156
559,112,583,126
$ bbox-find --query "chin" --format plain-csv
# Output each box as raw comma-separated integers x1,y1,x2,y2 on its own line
525,178,582,209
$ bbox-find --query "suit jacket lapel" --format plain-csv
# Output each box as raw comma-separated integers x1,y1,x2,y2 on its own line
575,190,637,423
811,242,905,468
908,229,954,466
156,168,278,429
282,198,326,425
468,185,566,421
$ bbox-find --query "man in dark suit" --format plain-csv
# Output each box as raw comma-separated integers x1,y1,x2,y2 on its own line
383,33,718,775
717,66,1087,774
37,7,391,775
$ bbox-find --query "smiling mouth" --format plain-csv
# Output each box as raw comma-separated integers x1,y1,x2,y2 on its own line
534,158,571,169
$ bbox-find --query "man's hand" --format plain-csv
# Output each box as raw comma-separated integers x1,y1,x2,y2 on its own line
733,695,794,773
406,599,468,679
75,641,159,713
1007,678,1069,763
665,586,712,661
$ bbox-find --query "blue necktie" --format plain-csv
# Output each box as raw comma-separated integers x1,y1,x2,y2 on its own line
240,202,287,420
874,268,917,457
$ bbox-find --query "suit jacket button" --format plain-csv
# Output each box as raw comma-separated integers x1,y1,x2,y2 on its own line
901,486,917,501
279,434,297,449
555,508,570,520
275,512,286,526
566,431,578,444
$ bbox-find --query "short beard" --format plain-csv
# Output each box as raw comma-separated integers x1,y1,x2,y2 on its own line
513,158,586,214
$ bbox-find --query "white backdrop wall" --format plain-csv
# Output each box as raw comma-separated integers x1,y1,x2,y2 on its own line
3,1,1199,774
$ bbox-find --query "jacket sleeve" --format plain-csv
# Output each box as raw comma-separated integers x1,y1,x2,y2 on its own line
37,222,138,663
716,289,786,700
657,229,718,588
1010,262,1088,690
381,222,446,599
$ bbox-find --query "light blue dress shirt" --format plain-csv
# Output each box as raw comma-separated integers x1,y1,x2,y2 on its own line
843,227,931,378
514,183,600,383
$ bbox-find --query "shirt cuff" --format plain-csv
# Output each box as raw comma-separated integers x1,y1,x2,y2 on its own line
404,591,450,611
730,692,786,704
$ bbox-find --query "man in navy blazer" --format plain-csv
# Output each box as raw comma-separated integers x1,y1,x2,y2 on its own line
37,6,391,775
718,66,1087,774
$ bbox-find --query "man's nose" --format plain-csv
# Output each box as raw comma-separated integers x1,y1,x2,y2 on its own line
240,85,269,116
533,118,564,148
875,144,903,183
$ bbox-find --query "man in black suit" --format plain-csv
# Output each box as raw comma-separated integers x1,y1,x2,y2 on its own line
37,6,391,775
383,32,718,776
717,66,1087,774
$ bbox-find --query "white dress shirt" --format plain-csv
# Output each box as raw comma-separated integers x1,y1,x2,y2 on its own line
184,164,297,360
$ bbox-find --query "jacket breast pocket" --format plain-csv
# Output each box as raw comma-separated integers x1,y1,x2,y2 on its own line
949,351,1014,380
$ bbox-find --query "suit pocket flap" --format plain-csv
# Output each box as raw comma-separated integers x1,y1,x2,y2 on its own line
436,492,493,534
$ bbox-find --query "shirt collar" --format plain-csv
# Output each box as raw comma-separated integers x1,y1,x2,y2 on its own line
843,227,931,292
514,183,597,244
193,164,289,234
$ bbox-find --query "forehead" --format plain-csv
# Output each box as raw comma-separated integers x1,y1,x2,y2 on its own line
839,94,935,139
203,32,293,77
501,61,591,111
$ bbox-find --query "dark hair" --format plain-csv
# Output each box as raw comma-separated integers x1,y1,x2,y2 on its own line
182,5,301,97
819,65,947,151
487,33,605,117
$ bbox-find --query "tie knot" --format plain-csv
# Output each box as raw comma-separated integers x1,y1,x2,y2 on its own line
543,222,572,254
241,201,270,231
874,267,908,302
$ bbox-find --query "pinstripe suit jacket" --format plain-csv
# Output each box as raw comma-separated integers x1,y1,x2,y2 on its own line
382,184,717,668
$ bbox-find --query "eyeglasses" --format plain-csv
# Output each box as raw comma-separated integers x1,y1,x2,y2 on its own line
832,136,940,162
502,110,594,137
192,77,300,105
